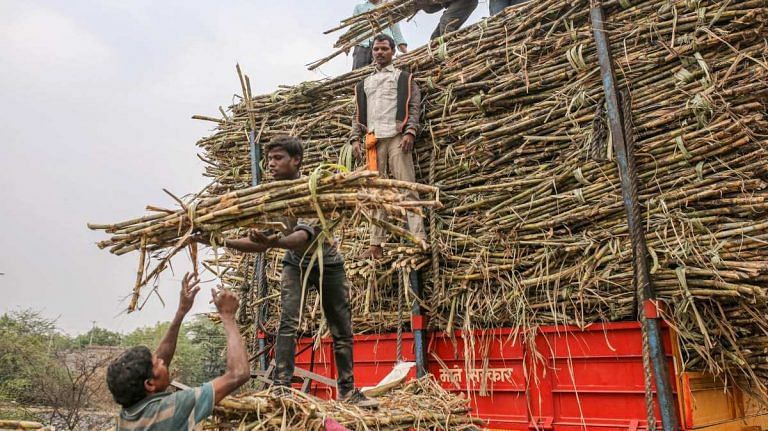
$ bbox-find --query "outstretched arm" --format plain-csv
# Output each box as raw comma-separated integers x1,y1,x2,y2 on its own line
194,229,311,254
220,230,311,254
156,273,200,366
210,289,250,404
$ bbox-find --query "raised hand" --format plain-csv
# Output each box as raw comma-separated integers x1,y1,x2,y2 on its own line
178,272,201,314
212,287,239,318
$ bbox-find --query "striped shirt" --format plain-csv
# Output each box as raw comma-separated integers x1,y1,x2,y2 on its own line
116,383,215,431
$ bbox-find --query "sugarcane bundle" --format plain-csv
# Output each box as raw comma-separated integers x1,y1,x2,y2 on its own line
308,0,416,70
88,169,439,311
0,421,50,431
208,376,484,430
191,0,767,397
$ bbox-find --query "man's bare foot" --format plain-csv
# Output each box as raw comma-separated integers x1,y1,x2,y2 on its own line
360,245,383,260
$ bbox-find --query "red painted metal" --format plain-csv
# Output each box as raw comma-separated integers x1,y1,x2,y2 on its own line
643,299,663,319
681,373,694,429
411,314,427,330
294,322,679,430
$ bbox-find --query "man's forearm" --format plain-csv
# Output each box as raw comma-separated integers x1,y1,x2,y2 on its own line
274,230,310,252
350,120,364,144
224,231,309,254
156,311,185,365
224,238,263,253
406,80,422,136
220,314,249,382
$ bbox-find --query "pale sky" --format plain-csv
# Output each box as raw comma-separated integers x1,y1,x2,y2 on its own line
0,1,487,336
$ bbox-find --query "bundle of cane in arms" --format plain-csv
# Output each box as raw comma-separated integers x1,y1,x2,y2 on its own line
309,0,416,70
88,166,440,312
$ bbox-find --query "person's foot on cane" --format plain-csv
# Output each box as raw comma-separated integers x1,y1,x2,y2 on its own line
339,388,380,409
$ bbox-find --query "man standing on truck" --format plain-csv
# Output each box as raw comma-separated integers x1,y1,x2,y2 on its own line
413,0,478,40
351,0,409,70
350,34,426,260
195,135,379,408
107,274,250,430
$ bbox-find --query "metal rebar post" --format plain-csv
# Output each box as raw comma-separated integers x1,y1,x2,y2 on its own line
248,130,269,372
590,5,679,431
409,269,427,377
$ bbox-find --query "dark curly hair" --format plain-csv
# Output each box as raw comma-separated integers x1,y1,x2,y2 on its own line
265,135,303,167
107,346,153,408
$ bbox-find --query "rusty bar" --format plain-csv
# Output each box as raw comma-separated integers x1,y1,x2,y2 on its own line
590,5,680,431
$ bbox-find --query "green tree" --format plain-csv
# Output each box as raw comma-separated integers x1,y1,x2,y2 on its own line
0,309,65,404
74,326,122,347
122,315,226,387
184,315,226,385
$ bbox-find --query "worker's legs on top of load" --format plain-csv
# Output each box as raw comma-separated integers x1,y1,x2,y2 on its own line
352,45,373,70
317,264,378,407
272,263,304,393
489,0,527,15
430,0,479,40
366,135,426,259
272,263,378,408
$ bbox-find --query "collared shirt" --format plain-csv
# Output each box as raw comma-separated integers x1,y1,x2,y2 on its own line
363,64,400,139
353,1,407,48
116,383,214,431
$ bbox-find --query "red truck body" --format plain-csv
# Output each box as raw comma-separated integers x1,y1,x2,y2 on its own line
293,322,768,430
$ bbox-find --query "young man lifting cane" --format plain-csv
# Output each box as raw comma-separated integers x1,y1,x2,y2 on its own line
196,135,378,408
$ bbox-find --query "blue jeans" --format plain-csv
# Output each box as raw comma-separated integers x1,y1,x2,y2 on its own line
489,0,526,15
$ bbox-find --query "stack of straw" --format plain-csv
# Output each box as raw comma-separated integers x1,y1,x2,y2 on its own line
0,421,50,431
209,377,483,430
192,0,768,396
99,0,768,399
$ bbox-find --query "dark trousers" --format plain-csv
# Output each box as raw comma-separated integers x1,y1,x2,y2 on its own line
430,0,478,40
489,0,526,15
272,263,355,395
352,45,373,70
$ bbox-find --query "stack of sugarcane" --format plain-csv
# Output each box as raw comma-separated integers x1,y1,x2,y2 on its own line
191,0,767,398
208,377,484,430
308,0,415,70
88,169,439,311
0,421,51,431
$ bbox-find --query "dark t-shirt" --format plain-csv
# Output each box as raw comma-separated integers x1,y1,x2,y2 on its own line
276,214,344,267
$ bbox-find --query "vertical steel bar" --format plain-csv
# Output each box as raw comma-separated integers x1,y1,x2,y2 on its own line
590,5,679,431
248,130,268,371
408,270,427,377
